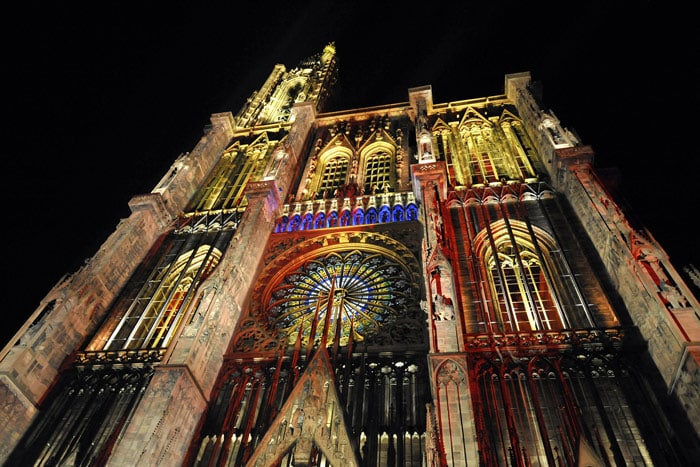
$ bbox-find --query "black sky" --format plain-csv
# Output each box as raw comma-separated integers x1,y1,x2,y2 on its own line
3,1,699,346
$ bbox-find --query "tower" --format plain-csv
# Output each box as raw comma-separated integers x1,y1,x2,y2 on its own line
2,42,699,465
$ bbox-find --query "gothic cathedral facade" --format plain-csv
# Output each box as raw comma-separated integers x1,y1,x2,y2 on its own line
2,44,699,466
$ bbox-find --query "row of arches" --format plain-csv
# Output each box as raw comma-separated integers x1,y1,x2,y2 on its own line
434,354,665,466
275,203,419,233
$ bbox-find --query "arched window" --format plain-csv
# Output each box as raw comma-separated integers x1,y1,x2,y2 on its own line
378,206,391,224
477,221,563,332
287,214,301,232
363,149,393,194
101,244,223,350
339,209,351,226
365,207,378,224
317,154,349,199
406,204,419,221
275,216,288,233
188,136,275,212
313,212,326,229
327,211,339,228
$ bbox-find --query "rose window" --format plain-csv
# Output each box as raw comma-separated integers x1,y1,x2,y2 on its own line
267,250,415,346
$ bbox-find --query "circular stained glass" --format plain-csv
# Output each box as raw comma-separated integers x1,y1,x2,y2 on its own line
267,250,414,346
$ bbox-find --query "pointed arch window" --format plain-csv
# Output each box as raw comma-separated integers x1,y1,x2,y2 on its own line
101,244,222,350
87,231,230,352
317,154,349,199
363,150,392,194
479,221,564,332
189,141,274,212
489,243,561,331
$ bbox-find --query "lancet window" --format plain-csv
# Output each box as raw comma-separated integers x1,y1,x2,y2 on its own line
488,242,561,331
103,244,221,350
363,149,392,194
477,221,565,332
451,198,599,333
499,114,537,179
188,140,272,212
87,230,231,352
316,153,349,199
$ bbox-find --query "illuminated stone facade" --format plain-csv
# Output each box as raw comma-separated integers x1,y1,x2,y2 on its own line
1,43,699,466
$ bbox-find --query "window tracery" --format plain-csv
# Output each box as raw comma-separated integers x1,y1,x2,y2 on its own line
267,249,418,347
477,221,564,332
100,244,222,350
188,136,278,212
86,231,230,353
362,149,393,194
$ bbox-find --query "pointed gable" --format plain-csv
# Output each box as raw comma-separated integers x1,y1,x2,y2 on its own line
246,348,361,466
458,105,492,128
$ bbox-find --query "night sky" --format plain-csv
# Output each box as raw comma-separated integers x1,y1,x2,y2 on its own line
3,1,698,346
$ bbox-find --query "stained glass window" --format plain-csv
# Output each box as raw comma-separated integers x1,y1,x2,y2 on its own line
267,250,414,346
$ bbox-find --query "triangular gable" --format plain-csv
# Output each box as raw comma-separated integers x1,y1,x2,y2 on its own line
431,117,451,132
357,127,397,152
323,132,355,152
246,348,361,466
223,139,241,153
498,108,521,124
223,131,276,154
458,105,492,127
576,435,606,467
249,131,273,148
426,244,450,274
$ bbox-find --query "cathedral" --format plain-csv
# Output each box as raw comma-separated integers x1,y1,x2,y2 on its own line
2,43,699,466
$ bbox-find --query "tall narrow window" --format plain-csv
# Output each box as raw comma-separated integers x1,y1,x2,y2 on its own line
478,221,563,333
86,233,228,353
102,244,221,350
363,150,392,194
189,137,275,212
317,155,349,199
489,243,561,332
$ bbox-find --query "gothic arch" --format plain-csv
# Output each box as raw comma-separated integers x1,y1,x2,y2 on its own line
89,243,224,352
474,219,557,258
473,219,566,332
434,359,467,388
309,146,353,199
358,141,396,194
